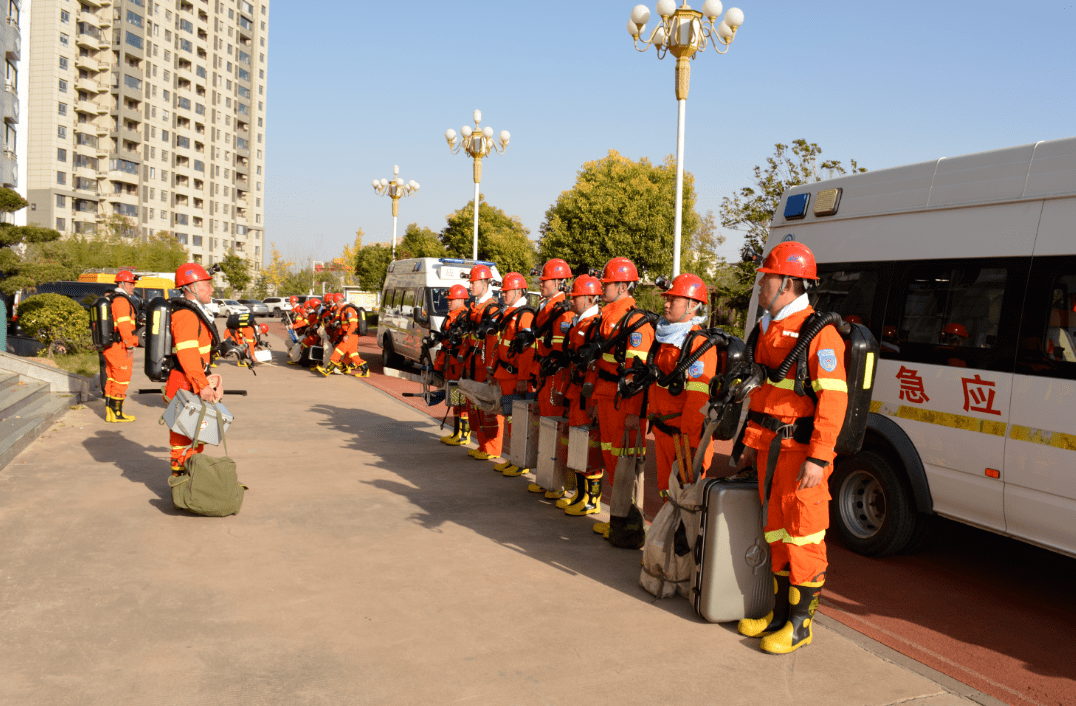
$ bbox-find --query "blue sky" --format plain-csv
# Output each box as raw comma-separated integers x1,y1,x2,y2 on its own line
263,0,1076,267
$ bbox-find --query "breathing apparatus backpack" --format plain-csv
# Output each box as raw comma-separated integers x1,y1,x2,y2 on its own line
740,311,879,457
226,311,254,330
89,291,137,352
144,297,221,383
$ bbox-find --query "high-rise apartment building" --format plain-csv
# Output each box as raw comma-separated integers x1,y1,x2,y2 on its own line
2,0,19,191
25,0,268,271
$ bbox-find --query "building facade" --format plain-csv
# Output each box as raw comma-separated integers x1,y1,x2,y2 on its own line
2,0,19,191
25,0,268,271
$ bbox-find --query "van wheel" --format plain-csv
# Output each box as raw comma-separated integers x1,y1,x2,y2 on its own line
382,337,402,368
830,450,917,557
135,325,146,348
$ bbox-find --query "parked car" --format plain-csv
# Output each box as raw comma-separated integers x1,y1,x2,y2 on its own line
204,300,221,317
262,297,293,316
214,299,250,318
237,299,270,317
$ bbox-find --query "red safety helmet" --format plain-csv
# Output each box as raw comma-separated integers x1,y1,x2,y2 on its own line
540,258,571,281
307,298,322,309
469,264,493,282
757,242,818,280
660,273,708,303
447,284,469,300
601,257,639,284
571,275,602,297
943,323,969,339
501,272,527,291
115,270,140,283
258,323,268,334
289,295,298,304
175,262,212,288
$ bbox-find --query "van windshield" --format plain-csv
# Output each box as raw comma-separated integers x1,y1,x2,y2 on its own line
428,288,451,316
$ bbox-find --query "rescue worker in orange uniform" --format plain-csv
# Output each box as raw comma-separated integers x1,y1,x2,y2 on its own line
530,258,574,418
734,242,848,655
165,263,223,475
296,298,324,360
102,270,141,422
461,264,502,461
490,272,536,476
437,284,472,445
286,297,309,365
647,273,719,494
572,257,655,532
317,296,370,377
549,275,607,507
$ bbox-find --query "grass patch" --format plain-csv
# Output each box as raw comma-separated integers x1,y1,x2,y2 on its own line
45,351,100,378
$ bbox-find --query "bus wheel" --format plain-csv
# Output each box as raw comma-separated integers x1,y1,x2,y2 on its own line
830,450,917,557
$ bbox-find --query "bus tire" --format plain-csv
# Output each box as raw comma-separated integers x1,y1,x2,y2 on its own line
830,450,917,557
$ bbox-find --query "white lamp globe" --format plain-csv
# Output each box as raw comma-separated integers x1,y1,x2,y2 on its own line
630,4,650,25
702,0,722,19
499,130,510,145
716,21,733,39
724,7,743,28
461,126,472,138
473,109,482,124
396,178,404,187
393,165,399,175
371,179,379,188
482,126,494,138
414,182,420,190
656,0,676,17
626,18,641,36
445,128,457,143
380,178,388,187
653,26,667,48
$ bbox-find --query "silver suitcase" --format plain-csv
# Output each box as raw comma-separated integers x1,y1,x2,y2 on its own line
162,388,233,446
691,478,773,623
566,425,592,472
535,416,571,493
508,399,541,470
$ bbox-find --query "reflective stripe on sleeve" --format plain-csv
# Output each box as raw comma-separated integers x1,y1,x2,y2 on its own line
115,316,132,324
685,381,709,393
812,378,848,393
174,340,200,351
765,528,826,546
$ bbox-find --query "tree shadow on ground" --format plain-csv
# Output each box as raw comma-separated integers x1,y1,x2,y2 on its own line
308,401,702,622
81,429,180,514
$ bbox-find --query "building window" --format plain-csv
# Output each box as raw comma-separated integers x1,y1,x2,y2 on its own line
58,126,67,139
58,102,67,115
194,160,204,172
60,33,69,46
178,97,191,110
162,130,169,141
127,11,143,28
179,38,192,53
179,19,193,33
238,50,250,65
125,32,143,49
124,74,142,90
56,195,66,208
57,148,67,162
175,233,188,245
56,218,66,230
163,89,169,101
193,235,203,247
61,10,70,23
59,57,68,70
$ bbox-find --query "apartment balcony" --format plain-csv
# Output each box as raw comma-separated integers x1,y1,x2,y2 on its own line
76,77,107,94
78,11,109,29
75,32,105,51
75,54,100,72
120,127,141,145
73,209,98,223
81,0,111,8
4,20,20,62
74,165,98,180
107,169,138,185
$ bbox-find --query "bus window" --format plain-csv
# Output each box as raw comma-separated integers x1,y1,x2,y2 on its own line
428,288,450,316
1045,275,1076,363
811,270,878,327
900,266,1007,351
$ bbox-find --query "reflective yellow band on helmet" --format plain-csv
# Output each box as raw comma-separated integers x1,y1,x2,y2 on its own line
174,340,200,351
812,378,848,393
765,528,827,546
685,381,709,393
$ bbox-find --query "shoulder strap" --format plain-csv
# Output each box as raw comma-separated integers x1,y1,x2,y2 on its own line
172,298,221,348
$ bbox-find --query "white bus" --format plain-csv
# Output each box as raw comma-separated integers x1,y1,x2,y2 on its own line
750,137,1076,558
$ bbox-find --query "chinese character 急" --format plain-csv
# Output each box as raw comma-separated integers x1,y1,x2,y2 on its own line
896,366,929,404
961,374,1002,416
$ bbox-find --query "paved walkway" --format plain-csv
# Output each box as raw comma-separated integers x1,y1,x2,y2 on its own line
0,338,993,705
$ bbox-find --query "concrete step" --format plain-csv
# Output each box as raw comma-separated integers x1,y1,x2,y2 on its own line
0,394,72,472
0,372,18,393
0,379,51,421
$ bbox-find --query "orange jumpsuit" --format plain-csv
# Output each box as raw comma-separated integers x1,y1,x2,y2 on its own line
586,296,653,486
532,292,575,417
329,305,366,369
564,306,604,473
103,292,139,399
464,295,501,456
434,307,467,382
742,301,848,586
165,306,217,471
648,327,719,493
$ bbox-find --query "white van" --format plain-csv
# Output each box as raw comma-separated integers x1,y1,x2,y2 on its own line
377,258,502,368
751,137,1076,559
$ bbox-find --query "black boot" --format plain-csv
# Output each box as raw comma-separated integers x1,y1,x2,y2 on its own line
564,474,601,516
760,581,823,654
737,570,791,637
608,505,646,549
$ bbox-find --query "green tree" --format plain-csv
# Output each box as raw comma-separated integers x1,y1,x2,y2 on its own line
399,223,445,259
681,209,724,283
538,150,698,278
353,244,393,291
251,272,269,300
218,250,251,297
0,188,66,295
16,293,94,355
440,196,535,276
263,242,293,295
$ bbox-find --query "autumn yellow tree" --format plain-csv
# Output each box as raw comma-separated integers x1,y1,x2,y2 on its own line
263,242,293,295
337,228,365,287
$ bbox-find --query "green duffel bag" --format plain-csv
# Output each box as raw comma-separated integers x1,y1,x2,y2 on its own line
168,405,247,517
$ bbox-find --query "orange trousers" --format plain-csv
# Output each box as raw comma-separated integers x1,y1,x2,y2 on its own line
103,343,133,399
594,394,646,486
653,429,714,493
757,442,832,586
330,335,365,367
165,370,205,471
474,379,515,458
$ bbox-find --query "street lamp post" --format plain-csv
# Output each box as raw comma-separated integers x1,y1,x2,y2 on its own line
627,0,743,277
371,165,420,259
445,110,510,260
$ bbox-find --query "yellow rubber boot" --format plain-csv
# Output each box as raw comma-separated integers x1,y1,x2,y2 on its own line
105,397,136,423
759,582,823,655
494,460,514,472
555,473,585,507
440,417,462,445
315,362,337,377
592,521,610,538
502,464,528,477
564,475,601,516
738,571,791,638
446,417,470,446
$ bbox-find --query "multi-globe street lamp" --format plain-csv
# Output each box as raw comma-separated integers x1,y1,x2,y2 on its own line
371,165,420,258
627,0,743,276
445,110,510,260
